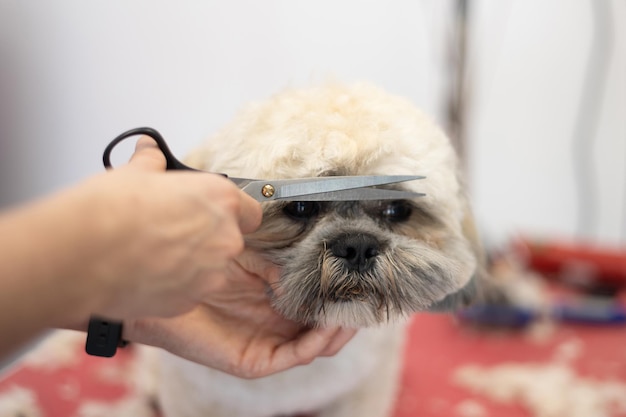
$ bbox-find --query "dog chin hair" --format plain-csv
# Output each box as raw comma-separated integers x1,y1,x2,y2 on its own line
267,234,477,328
298,299,408,329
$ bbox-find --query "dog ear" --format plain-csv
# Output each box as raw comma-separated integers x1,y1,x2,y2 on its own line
427,194,504,312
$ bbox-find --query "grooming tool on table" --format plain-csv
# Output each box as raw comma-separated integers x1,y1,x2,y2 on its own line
102,127,426,202
514,237,626,292
457,296,626,328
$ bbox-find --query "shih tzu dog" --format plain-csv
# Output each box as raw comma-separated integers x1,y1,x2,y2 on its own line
146,82,489,417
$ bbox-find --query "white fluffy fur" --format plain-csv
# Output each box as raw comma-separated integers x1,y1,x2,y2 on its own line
152,326,405,417
186,82,464,234
145,82,473,417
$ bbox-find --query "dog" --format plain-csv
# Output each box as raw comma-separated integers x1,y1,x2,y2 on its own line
147,82,489,417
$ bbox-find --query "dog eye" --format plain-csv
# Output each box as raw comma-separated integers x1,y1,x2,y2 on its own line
283,201,321,219
381,200,412,222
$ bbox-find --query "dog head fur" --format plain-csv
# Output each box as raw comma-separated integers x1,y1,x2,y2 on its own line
186,82,487,328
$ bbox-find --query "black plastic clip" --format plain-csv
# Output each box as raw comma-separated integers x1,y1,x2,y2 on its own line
85,316,127,357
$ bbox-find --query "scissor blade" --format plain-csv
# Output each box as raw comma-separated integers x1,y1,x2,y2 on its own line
282,188,426,201
240,175,425,201
277,175,425,198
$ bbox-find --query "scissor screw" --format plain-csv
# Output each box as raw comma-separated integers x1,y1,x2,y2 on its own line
261,184,275,198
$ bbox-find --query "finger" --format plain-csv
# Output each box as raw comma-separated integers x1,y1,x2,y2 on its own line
318,327,357,356
200,175,261,235
237,191,262,234
127,136,167,171
269,326,345,374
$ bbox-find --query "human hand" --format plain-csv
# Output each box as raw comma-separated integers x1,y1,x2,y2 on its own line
82,136,262,321
123,250,357,378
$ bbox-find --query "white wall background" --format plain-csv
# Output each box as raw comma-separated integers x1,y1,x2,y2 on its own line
468,0,626,248
0,1,624,248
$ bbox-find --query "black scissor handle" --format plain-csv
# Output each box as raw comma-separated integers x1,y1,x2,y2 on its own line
103,127,199,171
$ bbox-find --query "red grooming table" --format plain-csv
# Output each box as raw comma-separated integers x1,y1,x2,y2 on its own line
1,313,625,417
397,313,626,417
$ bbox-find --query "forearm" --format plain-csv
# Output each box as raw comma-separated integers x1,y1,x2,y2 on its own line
0,186,114,359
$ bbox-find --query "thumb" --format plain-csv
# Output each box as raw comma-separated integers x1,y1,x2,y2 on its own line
127,136,167,171
236,250,281,285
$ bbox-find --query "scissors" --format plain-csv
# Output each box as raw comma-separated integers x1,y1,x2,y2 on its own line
103,127,426,202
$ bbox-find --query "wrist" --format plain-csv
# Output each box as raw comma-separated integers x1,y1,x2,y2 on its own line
58,173,154,321
0,182,121,329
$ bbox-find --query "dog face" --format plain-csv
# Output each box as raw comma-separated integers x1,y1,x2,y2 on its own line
186,83,486,328
247,198,479,328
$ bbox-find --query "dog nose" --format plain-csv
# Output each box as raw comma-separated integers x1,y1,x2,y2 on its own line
330,233,380,272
